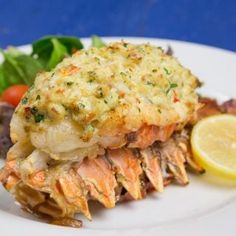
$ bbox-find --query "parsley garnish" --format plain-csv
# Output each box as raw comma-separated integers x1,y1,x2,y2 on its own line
30,106,38,114
164,67,171,75
86,124,95,132
79,103,85,109
66,81,74,86
34,113,45,123
29,106,44,123
94,57,101,64
166,83,178,94
120,72,127,77
88,71,96,77
146,81,156,86
97,87,104,98
22,97,28,104
170,83,178,89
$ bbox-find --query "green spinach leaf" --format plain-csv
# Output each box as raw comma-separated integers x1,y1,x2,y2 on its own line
0,50,25,85
15,55,43,85
47,38,68,70
32,35,84,69
0,65,8,94
0,48,43,91
91,35,106,48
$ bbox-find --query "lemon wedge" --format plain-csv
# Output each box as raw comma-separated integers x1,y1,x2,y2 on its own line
191,114,236,179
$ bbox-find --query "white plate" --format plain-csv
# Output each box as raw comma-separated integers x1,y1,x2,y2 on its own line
0,37,236,236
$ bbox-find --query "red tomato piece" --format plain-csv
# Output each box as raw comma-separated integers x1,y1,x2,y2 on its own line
2,85,29,107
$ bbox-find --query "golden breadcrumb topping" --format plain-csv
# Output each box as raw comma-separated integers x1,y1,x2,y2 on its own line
11,42,199,155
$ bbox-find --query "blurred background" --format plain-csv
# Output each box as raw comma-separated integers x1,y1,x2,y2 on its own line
0,0,235,51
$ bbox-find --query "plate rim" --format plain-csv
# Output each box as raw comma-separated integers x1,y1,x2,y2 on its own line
15,36,236,56
0,36,236,236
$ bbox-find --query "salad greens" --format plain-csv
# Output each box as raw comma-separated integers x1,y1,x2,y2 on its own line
46,38,68,70
0,35,105,95
91,35,106,48
31,35,84,70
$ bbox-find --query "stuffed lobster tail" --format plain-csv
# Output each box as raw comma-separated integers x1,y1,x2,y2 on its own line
0,42,203,227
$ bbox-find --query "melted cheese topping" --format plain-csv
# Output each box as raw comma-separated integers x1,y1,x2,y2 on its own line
11,42,199,155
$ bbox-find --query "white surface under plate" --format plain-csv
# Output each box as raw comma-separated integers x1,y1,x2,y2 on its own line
0,37,236,236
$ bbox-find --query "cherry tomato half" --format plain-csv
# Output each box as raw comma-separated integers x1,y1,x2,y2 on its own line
2,85,29,107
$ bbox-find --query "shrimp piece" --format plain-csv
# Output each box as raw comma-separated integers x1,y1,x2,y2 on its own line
107,148,142,200
0,143,34,190
221,99,236,115
174,129,204,174
54,169,91,220
127,124,175,149
0,160,20,191
50,217,82,228
75,155,117,209
2,173,20,191
194,97,221,122
7,142,34,161
34,197,64,218
140,147,164,192
158,139,189,185
12,149,91,220
18,149,50,190
29,171,47,189
14,182,46,209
